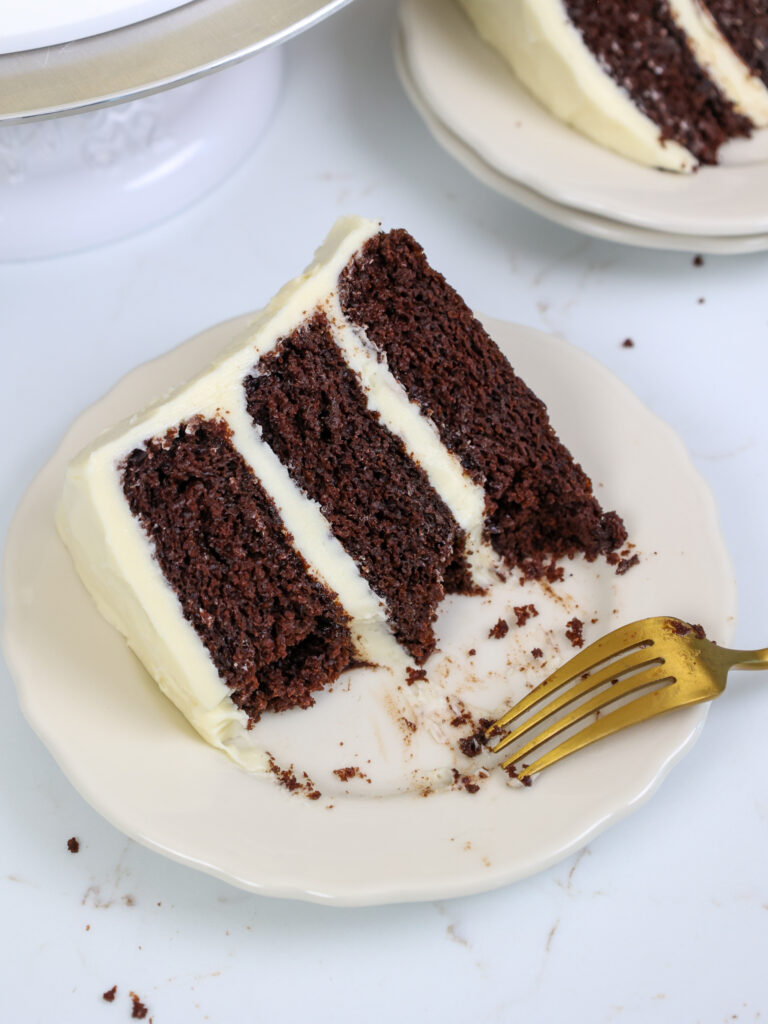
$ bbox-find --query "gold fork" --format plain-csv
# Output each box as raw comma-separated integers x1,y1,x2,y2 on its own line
487,617,768,782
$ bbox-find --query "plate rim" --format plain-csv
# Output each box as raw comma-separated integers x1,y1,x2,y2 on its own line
1,312,737,905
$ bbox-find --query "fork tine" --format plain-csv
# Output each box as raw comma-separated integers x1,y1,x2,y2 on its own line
500,664,673,768
490,646,662,754
509,684,709,780
487,622,654,737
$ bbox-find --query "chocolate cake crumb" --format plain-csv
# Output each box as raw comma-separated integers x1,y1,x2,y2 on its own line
405,667,428,686
505,764,533,787
615,553,640,575
693,254,704,266
489,618,509,639
667,619,706,639
130,993,148,1019
468,648,476,657
531,647,543,659
402,717,417,733
513,604,539,628
67,837,80,854
565,617,585,648
621,338,635,349
267,756,301,792
450,770,481,794
450,708,473,728
332,766,369,783
267,755,322,799
459,730,486,758
102,986,117,1003
544,561,565,583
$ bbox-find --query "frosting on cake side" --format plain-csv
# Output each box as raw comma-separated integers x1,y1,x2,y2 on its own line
458,0,697,171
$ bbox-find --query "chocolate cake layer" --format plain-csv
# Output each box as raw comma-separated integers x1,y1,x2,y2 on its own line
704,0,768,87
121,417,353,722
244,313,468,663
339,230,626,573
563,0,751,163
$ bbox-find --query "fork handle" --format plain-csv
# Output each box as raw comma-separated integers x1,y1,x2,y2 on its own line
727,647,768,670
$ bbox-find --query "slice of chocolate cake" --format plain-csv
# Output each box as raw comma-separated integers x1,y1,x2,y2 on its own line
459,0,761,170
669,0,768,126
338,229,625,574
58,216,625,769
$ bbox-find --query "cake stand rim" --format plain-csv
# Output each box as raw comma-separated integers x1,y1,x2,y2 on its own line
0,0,354,124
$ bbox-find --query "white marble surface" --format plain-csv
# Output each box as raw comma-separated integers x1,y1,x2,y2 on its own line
1,0,767,1020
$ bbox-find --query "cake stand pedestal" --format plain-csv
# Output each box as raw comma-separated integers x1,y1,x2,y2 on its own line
0,49,282,260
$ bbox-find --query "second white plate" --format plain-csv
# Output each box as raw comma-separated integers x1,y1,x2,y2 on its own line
400,0,768,238
395,30,768,255
3,314,735,905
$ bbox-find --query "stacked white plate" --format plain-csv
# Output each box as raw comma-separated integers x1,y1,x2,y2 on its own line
398,0,768,254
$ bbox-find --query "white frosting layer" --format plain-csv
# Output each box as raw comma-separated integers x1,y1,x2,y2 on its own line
58,215,497,769
668,0,768,126
325,296,498,587
458,0,697,171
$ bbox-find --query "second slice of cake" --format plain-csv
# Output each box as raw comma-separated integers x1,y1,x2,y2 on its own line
58,216,625,767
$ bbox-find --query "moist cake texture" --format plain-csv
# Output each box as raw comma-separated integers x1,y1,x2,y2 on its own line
244,313,470,663
339,230,625,570
704,0,768,86
458,0,764,169
58,215,626,769
562,0,751,165
121,417,355,720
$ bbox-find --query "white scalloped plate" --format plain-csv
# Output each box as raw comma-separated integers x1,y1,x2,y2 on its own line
2,313,735,905
401,0,768,238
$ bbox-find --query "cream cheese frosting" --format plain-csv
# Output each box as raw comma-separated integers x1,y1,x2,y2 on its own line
57,215,498,769
668,0,768,126
457,0,697,171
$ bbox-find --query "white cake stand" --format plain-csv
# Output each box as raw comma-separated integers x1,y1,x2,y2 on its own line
0,53,282,260
0,0,351,259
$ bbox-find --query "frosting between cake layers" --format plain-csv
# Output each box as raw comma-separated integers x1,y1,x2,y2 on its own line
458,0,697,171
668,0,768,126
324,294,497,588
58,215,497,769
